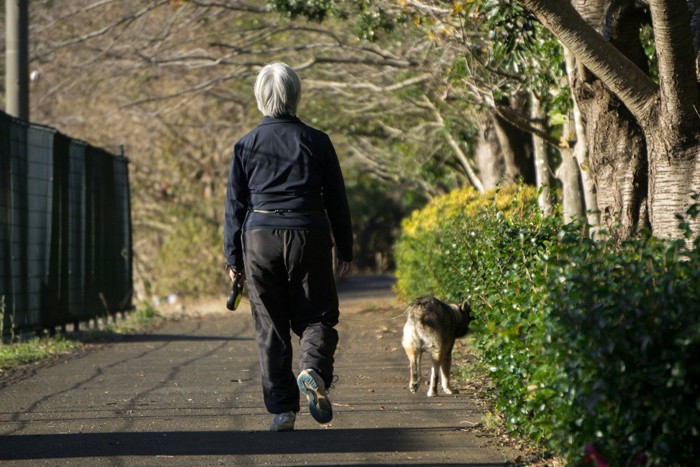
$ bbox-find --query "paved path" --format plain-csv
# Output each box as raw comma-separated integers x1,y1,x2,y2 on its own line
0,275,523,466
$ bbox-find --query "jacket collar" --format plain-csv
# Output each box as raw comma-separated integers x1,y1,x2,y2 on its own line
260,115,301,126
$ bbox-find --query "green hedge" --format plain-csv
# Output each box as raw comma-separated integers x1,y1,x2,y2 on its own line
541,232,700,464
394,184,700,464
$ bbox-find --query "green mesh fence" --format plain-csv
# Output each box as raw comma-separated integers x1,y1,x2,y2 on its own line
1,110,132,334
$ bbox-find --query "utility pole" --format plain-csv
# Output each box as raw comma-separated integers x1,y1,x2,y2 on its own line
5,0,29,121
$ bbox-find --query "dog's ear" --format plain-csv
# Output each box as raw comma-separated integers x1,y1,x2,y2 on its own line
460,301,476,320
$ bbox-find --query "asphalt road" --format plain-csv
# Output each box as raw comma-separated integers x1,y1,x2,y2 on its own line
0,275,524,466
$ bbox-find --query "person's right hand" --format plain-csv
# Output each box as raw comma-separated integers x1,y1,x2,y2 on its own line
229,269,246,286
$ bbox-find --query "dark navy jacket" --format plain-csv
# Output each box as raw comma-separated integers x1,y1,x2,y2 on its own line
224,116,354,270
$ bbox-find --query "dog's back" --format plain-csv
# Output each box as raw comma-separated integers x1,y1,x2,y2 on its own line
403,296,455,352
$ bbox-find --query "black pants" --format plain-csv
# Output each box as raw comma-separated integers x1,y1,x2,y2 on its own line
242,229,339,414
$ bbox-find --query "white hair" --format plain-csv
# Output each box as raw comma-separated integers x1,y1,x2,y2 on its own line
254,62,301,117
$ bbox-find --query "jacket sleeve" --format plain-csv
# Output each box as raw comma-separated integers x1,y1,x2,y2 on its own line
321,135,354,262
223,142,248,270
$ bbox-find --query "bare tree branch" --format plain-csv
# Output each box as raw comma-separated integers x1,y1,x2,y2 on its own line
189,0,268,13
421,96,485,192
43,1,170,50
304,73,431,92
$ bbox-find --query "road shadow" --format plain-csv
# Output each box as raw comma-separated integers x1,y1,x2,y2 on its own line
119,333,254,343
0,427,507,465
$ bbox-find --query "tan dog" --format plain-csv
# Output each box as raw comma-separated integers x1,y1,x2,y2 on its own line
401,296,473,397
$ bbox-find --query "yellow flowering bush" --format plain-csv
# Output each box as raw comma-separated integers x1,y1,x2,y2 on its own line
401,184,537,237
394,183,547,302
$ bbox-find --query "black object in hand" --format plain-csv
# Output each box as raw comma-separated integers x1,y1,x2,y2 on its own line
226,274,243,310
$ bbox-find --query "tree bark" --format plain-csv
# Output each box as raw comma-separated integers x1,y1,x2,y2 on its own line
646,142,696,238
533,0,650,236
558,118,585,223
577,0,650,237
648,0,700,139
580,80,649,237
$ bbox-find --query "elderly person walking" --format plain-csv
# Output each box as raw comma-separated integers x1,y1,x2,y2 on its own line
224,62,353,431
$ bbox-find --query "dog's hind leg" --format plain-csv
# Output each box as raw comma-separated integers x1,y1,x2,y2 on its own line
427,353,440,397
405,347,421,393
439,350,458,395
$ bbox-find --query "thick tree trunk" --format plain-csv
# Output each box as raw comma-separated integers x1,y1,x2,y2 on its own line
576,80,649,237
643,0,700,237
520,0,700,239
475,109,536,190
566,0,650,237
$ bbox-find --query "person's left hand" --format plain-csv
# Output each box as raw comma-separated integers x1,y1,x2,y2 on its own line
337,260,351,277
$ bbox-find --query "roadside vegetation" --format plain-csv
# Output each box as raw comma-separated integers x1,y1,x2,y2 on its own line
395,184,700,465
0,306,159,372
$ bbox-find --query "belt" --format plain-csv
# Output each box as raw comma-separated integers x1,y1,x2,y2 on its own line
251,208,324,214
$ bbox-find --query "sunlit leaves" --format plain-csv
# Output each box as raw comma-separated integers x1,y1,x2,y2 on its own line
267,0,338,21
267,0,401,40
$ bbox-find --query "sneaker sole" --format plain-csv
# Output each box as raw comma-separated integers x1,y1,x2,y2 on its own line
270,424,294,432
298,372,333,424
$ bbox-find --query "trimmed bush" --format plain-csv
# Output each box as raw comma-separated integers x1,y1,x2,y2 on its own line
541,233,700,465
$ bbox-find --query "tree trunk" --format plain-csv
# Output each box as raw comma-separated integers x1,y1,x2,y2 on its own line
557,118,585,223
519,0,700,239
476,115,504,191
530,92,553,215
644,0,700,237
491,103,536,186
564,47,597,226
575,80,649,237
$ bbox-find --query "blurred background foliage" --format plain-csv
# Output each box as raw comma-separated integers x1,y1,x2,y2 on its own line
2,0,461,299
9,0,567,301
0,1,667,299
